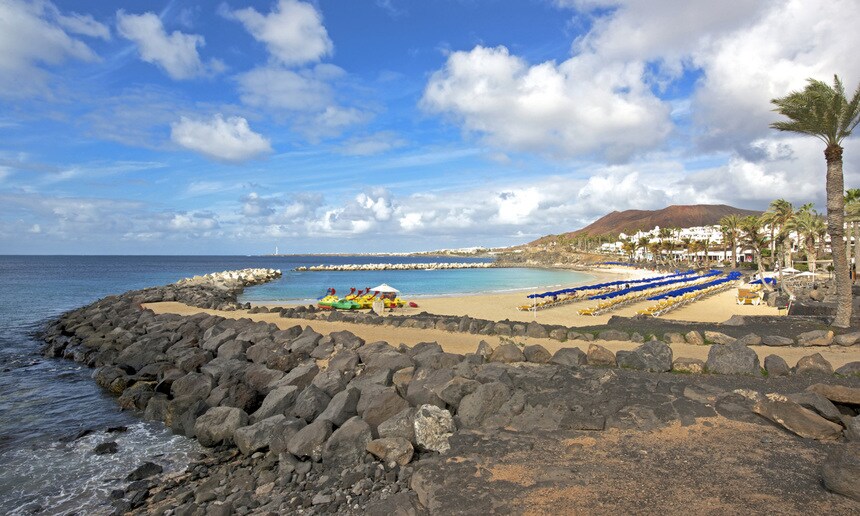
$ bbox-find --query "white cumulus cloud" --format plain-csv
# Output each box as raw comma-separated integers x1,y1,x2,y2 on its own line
0,0,106,97
117,10,223,80
170,114,272,162
237,65,340,111
689,0,860,151
229,0,333,66
422,45,671,161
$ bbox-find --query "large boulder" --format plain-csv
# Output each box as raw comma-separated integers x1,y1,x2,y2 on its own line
170,372,213,401
329,350,360,373
118,382,155,411
277,361,320,390
735,333,762,346
522,344,551,363
404,368,453,408
488,343,524,363
762,335,794,347
763,355,791,377
786,392,843,424
662,332,685,344
362,388,410,435
250,385,298,423
171,399,209,438
672,358,704,374
752,396,843,440
321,416,373,468
378,408,417,443
704,331,735,346
822,444,860,501
457,381,510,428
797,330,834,347
269,417,307,455
706,342,761,376
367,437,414,466
289,328,323,355
807,384,860,405
836,362,860,376
234,415,286,455
616,341,672,372
598,330,629,342
291,385,331,423
525,322,548,339
794,353,833,375
365,351,414,375
316,387,360,427
550,347,587,367
835,332,860,346
195,406,249,447
287,419,332,462
311,369,348,398
413,404,455,453
684,331,704,345
243,364,284,395
434,377,480,409
587,343,616,367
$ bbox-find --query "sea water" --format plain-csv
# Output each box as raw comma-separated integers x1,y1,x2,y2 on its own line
0,255,591,513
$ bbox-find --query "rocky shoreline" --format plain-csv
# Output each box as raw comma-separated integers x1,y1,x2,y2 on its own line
39,269,860,514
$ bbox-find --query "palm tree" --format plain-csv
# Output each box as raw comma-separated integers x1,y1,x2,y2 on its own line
701,236,712,267
680,236,693,264
719,214,742,268
739,215,772,291
771,75,860,327
765,199,796,287
637,236,650,261
648,242,662,265
793,209,827,277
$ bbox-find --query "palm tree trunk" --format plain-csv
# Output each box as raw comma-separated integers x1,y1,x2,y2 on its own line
732,238,737,268
825,144,852,327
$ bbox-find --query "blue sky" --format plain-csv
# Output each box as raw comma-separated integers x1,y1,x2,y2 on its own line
1,0,858,254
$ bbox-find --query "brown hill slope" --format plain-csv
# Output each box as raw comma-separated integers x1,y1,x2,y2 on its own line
533,204,762,244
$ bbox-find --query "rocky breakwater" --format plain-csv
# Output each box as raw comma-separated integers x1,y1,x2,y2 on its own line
294,262,494,272
172,268,282,310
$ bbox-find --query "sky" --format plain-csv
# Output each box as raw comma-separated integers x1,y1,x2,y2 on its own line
1,0,859,255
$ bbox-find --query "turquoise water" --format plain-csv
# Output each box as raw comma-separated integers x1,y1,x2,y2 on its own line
241,266,594,302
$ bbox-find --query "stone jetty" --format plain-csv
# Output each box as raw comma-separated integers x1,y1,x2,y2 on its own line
295,262,494,272
38,270,860,514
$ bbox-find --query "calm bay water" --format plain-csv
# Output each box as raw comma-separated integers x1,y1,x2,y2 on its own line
0,255,590,514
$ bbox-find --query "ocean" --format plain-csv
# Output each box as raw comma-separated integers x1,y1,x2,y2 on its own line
0,255,591,514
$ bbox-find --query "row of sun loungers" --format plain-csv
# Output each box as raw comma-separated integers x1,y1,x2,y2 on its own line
576,273,724,316
636,281,739,316
520,270,698,312
636,272,744,317
579,271,740,315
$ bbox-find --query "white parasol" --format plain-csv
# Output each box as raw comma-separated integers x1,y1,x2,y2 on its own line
780,267,800,274
370,283,399,293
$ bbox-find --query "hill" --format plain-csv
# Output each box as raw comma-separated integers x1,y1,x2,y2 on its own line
533,204,762,244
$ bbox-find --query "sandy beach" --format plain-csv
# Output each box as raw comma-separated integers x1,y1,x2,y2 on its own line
255,265,781,326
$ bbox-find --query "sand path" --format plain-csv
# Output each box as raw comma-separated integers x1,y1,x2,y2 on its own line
145,301,860,368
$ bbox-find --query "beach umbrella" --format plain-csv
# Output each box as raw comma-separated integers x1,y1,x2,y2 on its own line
781,267,800,274
370,283,399,293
